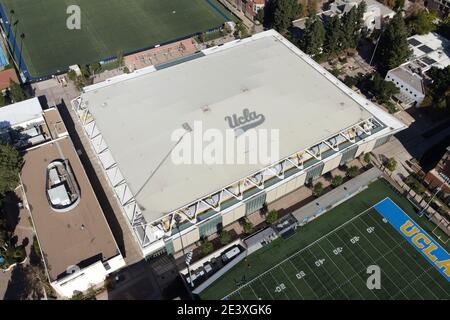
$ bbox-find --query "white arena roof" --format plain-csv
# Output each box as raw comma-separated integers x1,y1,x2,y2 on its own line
80,30,403,222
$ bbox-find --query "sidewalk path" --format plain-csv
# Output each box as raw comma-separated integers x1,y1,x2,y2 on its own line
292,167,383,223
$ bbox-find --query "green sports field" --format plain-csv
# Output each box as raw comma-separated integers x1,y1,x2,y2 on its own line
0,0,234,78
200,179,450,300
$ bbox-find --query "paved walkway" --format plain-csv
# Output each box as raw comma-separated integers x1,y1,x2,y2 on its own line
292,167,383,223
216,0,255,29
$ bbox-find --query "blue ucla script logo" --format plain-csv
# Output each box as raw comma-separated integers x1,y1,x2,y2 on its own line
374,198,450,282
225,108,265,136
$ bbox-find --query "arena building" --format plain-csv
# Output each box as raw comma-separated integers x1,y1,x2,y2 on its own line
72,30,406,258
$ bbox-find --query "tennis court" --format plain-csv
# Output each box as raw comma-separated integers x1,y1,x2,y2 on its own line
0,0,234,79
200,179,450,300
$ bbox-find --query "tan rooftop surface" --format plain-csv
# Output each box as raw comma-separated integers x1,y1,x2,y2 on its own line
21,137,119,281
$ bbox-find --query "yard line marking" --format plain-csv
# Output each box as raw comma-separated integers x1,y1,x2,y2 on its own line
364,212,446,298
279,265,305,300
324,232,380,300
316,241,365,299
298,254,334,299
221,203,385,299
322,236,379,300
321,235,412,300
269,271,290,300
306,247,348,299
390,266,437,300
249,284,260,300
288,259,320,299
350,218,424,299
260,276,275,300
334,230,405,300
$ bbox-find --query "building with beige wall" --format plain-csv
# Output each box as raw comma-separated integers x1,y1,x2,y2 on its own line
72,30,406,258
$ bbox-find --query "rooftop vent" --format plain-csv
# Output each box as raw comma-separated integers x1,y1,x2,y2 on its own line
46,160,80,213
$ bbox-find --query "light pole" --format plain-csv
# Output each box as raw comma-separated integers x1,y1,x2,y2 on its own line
174,215,194,288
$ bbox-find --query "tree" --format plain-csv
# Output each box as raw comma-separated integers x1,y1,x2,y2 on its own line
219,230,231,245
300,15,325,56
394,0,405,11
201,240,214,255
266,210,278,224
363,152,371,165
385,157,397,172
256,8,265,24
8,80,27,103
0,143,23,198
371,73,400,103
243,222,254,234
331,175,344,187
313,182,324,196
339,3,366,51
88,63,102,75
324,15,342,56
424,66,450,109
437,15,450,40
377,14,412,73
0,93,6,107
346,165,360,178
407,10,437,35
272,0,303,32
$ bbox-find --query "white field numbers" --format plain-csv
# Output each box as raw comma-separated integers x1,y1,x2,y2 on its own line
315,258,325,267
275,283,286,293
296,271,306,279
350,236,360,244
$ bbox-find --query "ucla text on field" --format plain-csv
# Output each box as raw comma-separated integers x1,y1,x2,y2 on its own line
374,198,450,282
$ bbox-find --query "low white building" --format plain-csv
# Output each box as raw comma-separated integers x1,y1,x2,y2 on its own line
293,0,394,33
385,33,450,108
10,98,126,298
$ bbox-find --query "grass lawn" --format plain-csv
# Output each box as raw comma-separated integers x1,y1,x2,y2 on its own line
0,0,235,78
199,178,450,300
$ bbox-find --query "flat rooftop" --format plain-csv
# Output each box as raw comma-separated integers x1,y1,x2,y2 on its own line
0,97,43,130
21,137,119,281
81,30,395,221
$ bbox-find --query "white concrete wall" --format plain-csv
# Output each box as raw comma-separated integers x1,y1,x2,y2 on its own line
386,70,425,106
266,172,306,203
173,227,200,252
222,204,246,226
52,254,126,298
322,153,343,174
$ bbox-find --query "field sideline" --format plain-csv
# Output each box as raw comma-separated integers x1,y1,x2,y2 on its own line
0,0,234,78
199,179,450,300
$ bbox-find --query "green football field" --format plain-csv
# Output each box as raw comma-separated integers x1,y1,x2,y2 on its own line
200,179,450,300
0,0,234,78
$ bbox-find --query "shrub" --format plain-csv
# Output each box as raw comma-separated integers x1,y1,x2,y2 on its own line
266,210,278,224
331,175,344,187
219,230,231,245
346,166,360,178
243,222,254,234
385,157,397,172
363,153,371,165
201,241,214,255
313,182,324,196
